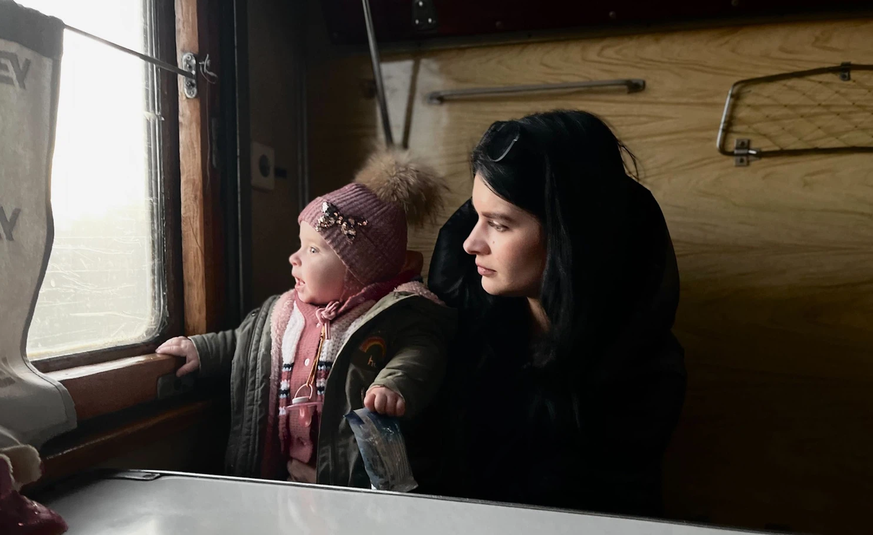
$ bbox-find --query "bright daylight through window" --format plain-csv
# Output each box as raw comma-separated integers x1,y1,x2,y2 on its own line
17,0,167,360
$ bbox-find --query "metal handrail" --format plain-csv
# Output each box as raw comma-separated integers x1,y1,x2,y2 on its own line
426,78,645,105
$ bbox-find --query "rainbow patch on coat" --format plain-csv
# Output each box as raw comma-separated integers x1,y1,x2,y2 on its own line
360,336,387,368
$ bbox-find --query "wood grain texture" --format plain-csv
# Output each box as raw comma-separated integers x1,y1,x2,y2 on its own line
50,354,181,421
176,0,218,335
306,16,873,534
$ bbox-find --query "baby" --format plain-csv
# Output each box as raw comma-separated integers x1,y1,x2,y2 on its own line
157,150,454,486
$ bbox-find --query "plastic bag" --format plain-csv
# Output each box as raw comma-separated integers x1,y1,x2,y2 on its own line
345,408,418,492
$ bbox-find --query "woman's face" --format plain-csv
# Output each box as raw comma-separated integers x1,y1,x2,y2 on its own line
463,175,546,298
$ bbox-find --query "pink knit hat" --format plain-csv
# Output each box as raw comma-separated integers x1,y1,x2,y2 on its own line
298,149,445,286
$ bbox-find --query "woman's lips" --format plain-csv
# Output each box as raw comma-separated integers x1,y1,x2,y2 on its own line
476,265,496,277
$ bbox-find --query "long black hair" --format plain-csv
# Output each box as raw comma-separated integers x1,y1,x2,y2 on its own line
470,110,662,372
426,111,684,510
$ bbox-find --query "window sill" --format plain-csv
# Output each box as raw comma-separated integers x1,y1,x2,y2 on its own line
48,353,184,421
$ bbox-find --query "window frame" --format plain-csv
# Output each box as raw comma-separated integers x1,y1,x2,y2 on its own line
39,0,226,426
30,0,185,375
30,0,235,488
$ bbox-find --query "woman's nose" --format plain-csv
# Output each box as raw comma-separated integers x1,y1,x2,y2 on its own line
463,225,489,256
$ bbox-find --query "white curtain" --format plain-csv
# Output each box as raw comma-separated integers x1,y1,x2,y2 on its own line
0,0,76,449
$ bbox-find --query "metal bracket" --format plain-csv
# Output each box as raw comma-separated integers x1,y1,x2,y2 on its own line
182,52,198,99
412,0,438,31
839,61,852,81
733,138,760,167
106,471,163,482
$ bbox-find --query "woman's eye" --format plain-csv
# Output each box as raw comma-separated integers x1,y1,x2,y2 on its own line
309,246,318,254
487,221,508,232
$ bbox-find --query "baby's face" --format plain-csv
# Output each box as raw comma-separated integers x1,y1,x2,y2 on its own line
289,223,346,305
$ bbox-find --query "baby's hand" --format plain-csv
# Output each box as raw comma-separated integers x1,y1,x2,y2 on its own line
287,459,316,483
156,336,201,377
364,386,406,417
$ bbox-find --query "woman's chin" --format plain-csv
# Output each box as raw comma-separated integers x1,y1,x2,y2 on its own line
480,277,505,296
481,278,534,298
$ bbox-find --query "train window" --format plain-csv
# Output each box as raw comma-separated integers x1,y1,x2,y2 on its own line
19,0,175,362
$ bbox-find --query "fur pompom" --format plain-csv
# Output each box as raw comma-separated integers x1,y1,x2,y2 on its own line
354,148,447,227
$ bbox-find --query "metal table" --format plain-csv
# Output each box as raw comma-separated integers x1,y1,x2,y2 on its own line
40,470,771,535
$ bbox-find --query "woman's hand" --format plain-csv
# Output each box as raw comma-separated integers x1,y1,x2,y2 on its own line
156,336,201,377
364,386,406,417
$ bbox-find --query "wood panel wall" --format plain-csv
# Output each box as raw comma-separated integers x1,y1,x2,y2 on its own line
305,16,873,535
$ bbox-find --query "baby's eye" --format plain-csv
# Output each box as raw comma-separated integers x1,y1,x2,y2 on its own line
309,246,318,254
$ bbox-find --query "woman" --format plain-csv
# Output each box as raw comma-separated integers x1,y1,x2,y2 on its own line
427,110,686,516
